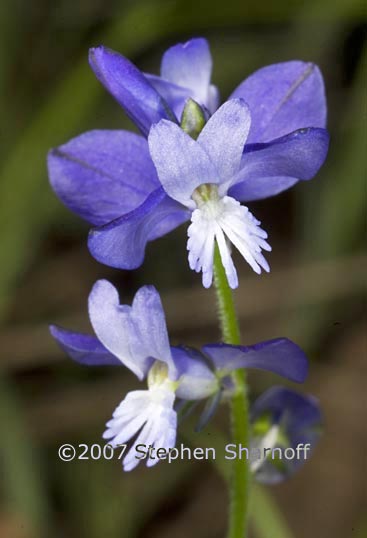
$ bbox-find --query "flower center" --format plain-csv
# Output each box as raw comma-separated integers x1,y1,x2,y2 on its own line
191,183,219,208
147,360,178,392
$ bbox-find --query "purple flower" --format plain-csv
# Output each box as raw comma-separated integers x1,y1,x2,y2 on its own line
48,38,329,287
250,386,322,484
50,281,308,470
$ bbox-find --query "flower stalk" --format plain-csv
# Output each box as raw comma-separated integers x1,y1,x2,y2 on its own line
213,244,251,538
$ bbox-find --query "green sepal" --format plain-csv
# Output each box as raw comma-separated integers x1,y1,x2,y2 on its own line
180,98,206,140
252,413,272,437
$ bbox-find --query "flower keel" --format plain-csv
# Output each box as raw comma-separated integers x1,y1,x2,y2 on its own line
103,381,177,471
188,185,271,288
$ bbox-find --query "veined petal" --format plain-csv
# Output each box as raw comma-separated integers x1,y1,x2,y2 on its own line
230,61,327,143
202,338,308,383
171,346,218,400
198,99,251,183
48,130,159,225
230,128,330,201
49,325,122,366
131,286,177,380
161,38,213,110
88,280,153,380
148,120,220,207
89,46,175,136
88,187,190,269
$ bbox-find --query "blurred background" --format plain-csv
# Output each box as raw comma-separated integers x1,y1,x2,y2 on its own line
0,0,366,537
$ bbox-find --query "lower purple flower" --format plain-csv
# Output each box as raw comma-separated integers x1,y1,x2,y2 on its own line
250,386,322,484
50,281,308,471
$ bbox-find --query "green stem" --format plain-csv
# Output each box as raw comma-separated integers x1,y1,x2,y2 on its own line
213,245,251,538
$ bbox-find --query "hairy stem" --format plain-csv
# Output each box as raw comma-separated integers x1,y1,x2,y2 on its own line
213,245,250,538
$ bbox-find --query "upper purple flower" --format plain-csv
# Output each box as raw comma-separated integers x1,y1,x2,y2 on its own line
50,280,308,470
48,37,329,287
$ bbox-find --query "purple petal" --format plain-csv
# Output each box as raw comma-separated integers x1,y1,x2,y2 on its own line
130,286,177,380
171,346,218,400
208,85,220,115
148,120,219,207
89,46,175,136
48,130,159,225
230,128,330,201
251,386,322,434
88,187,189,269
161,38,213,112
49,325,121,366
88,280,153,380
202,338,308,383
230,61,327,143
144,74,192,120
251,386,322,484
197,99,251,183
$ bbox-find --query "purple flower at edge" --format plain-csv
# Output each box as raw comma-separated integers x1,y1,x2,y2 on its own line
250,386,322,484
50,280,308,471
48,37,329,288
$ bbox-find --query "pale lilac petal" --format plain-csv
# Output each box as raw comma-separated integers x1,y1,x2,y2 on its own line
88,280,153,380
130,286,177,380
161,38,212,108
148,120,220,207
198,99,251,182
